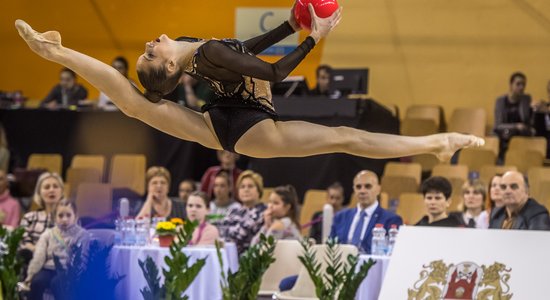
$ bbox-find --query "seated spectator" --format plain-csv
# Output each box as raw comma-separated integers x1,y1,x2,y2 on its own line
163,73,215,111
20,172,64,253
178,179,197,205
22,200,89,300
460,179,489,229
494,72,534,159
489,171,550,230
200,150,242,199
40,68,88,109
309,65,332,96
532,80,550,113
187,191,219,246
98,56,136,110
209,171,241,216
137,166,186,220
0,169,21,228
252,185,301,244
218,170,267,254
280,171,402,292
486,175,504,214
330,170,402,253
415,176,464,227
309,182,345,244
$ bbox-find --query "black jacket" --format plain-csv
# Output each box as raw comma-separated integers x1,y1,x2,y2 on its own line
489,198,550,230
415,213,465,227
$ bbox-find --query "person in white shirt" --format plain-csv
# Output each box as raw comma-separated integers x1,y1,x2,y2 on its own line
209,171,241,216
460,179,489,229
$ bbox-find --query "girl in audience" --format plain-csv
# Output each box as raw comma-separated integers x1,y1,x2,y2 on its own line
460,179,489,229
486,175,504,212
137,166,186,220
20,172,64,252
252,185,301,244
219,170,267,254
187,191,219,245
23,200,89,300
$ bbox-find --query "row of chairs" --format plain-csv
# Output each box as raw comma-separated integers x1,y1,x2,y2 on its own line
402,105,487,137
27,153,146,197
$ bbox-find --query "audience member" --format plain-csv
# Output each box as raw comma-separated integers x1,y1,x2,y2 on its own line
252,185,301,244
40,68,88,109
0,169,21,228
22,200,89,300
20,172,64,252
309,65,332,96
98,56,136,110
163,74,215,111
209,171,241,216
308,182,345,244
489,171,550,230
187,191,219,246
415,176,464,227
494,72,534,159
0,123,9,172
532,80,550,113
486,175,504,213
460,179,489,229
330,170,402,253
219,170,267,254
200,150,242,199
137,167,186,220
178,179,197,205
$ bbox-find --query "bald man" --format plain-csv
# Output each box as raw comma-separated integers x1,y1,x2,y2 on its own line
330,170,403,254
489,171,550,230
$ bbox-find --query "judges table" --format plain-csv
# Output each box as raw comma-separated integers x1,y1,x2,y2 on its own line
356,255,391,300
110,243,238,300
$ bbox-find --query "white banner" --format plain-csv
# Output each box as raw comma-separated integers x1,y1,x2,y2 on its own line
380,226,550,299
235,7,298,55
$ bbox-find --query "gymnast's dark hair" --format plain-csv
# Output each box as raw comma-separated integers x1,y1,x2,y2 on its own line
137,64,182,103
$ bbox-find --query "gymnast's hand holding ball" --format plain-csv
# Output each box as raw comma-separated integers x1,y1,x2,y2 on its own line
291,0,342,43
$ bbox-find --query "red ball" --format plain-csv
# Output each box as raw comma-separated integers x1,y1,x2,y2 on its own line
294,0,339,31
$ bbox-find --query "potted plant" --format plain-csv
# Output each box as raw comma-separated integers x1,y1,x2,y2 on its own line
156,219,182,247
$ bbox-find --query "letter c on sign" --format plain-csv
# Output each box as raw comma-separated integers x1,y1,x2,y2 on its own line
260,11,274,32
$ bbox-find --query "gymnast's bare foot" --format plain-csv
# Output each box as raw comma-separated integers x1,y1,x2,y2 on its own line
15,19,63,61
435,133,485,162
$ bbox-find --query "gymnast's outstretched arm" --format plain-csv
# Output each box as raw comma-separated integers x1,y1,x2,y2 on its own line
15,20,222,149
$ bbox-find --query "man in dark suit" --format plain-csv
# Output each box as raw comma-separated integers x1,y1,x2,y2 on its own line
330,170,402,254
489,171,550,230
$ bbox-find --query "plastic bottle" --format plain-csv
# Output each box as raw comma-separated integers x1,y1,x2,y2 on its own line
123,219,136,246
322,203,334,243
387,224,399,255
371,223,387,256
114,219,123,246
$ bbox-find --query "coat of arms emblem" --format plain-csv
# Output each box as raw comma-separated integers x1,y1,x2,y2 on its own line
407,260,513,300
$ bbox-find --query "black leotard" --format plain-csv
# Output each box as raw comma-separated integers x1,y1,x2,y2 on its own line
183,22,316,152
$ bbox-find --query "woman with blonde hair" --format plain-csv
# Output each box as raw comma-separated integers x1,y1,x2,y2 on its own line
136,166,186,220
460,179,489,229
20,172,65,251
218,170,267,253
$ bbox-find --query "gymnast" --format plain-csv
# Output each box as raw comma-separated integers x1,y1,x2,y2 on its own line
15,3,483,160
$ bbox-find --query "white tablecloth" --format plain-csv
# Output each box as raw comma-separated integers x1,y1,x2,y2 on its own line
111,245,234,300
355,255,390,300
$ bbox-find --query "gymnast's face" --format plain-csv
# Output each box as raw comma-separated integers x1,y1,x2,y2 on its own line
137,34,177,74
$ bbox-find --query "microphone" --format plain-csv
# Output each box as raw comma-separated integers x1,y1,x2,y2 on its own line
322,203,334,243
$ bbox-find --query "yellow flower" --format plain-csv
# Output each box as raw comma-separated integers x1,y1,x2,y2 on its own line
156,221,176,231
170,218,184,225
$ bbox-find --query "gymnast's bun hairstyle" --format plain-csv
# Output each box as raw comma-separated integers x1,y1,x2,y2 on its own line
137,63,182,103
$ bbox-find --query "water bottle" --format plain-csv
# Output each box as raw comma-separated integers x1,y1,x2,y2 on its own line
135,219,148,246
119,198,129,219
387,225,399,255
114,219,123,246
322,204,334,243
371,223,387,256
123,219,136,246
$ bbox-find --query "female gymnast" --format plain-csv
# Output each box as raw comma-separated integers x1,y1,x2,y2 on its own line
15,3,483,160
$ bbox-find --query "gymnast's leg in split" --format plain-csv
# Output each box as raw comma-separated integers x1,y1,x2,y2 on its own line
15,15,483,161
